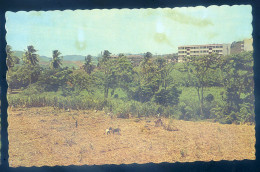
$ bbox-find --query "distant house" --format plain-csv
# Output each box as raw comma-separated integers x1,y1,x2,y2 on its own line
165,53,178,63
126,55,144,66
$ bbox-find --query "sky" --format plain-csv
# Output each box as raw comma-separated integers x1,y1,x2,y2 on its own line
6,5,252,57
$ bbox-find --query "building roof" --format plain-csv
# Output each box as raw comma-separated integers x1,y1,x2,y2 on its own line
178,44,226,47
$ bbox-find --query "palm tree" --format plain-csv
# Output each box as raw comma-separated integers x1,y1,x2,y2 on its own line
83,55,93,74
6,45,15,69
50,50,63,69
23,45,39,66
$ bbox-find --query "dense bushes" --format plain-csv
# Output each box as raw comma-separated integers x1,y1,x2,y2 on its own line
7,50,255,125
154,86,182,106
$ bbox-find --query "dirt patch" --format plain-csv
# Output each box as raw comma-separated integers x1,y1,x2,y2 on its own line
8,107,255,167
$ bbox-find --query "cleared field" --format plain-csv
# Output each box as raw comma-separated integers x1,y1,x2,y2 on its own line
8,107,255,167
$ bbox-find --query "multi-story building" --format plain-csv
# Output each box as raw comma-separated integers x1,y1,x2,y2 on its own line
230,38,253,54
244,38,253,51
178,44,231,62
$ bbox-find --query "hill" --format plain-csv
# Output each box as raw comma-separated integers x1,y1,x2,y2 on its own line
13,51,89,68
63,55,85,61
13,51,24,59
13,51,51,62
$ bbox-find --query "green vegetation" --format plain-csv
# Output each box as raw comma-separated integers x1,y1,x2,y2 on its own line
6,45,254,124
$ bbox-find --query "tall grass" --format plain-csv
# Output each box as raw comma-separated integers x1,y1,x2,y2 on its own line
9,86,251,124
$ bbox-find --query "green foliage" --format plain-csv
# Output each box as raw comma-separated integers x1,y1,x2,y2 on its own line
6,45,15,69
83,55,94,74
50,50,63,69
7,65,41,91
23,45,39,66
185,54,222,117
7,49,254,125
37,68,72,92
205,94,214,102
219,51,254,123
154,86,181,106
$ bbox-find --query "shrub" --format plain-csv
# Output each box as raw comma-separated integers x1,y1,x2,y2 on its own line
154,86,181,106
205,93,214,102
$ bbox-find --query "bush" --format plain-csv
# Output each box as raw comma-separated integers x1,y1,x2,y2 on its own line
205,94,214,102
20,84,44,96
154,86,181,106
132,84,154,103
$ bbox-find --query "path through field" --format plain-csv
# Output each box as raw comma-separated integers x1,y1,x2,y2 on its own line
8,107,255,167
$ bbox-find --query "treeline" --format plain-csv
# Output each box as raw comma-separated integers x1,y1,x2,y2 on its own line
6,45,254,124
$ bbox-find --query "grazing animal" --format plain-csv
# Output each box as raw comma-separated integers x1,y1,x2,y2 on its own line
105,129,111,135
154,118,163,127
112,128,121,135
105,127,113,135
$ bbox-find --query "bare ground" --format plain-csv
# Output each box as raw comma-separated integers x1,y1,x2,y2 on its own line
8,107,255,167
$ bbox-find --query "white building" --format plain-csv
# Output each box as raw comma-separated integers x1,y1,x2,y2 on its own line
178,44,231,62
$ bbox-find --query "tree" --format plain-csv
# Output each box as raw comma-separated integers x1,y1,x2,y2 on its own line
140,52,153,75
83,55,94,74
144,52,152,60
63,70,93,96
22,45,40,85
6,45,15,69
185,54,221,118
130,52,161,102
97,50,117,98
50,50,63,69
96,51,135,99
115,54,134,91
155,57,174,89
23,45,39,66
37,67,72,92
7,65,41,91
102,50,111,62
219,51,254,123
154,86,181,106
132,84,154,103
